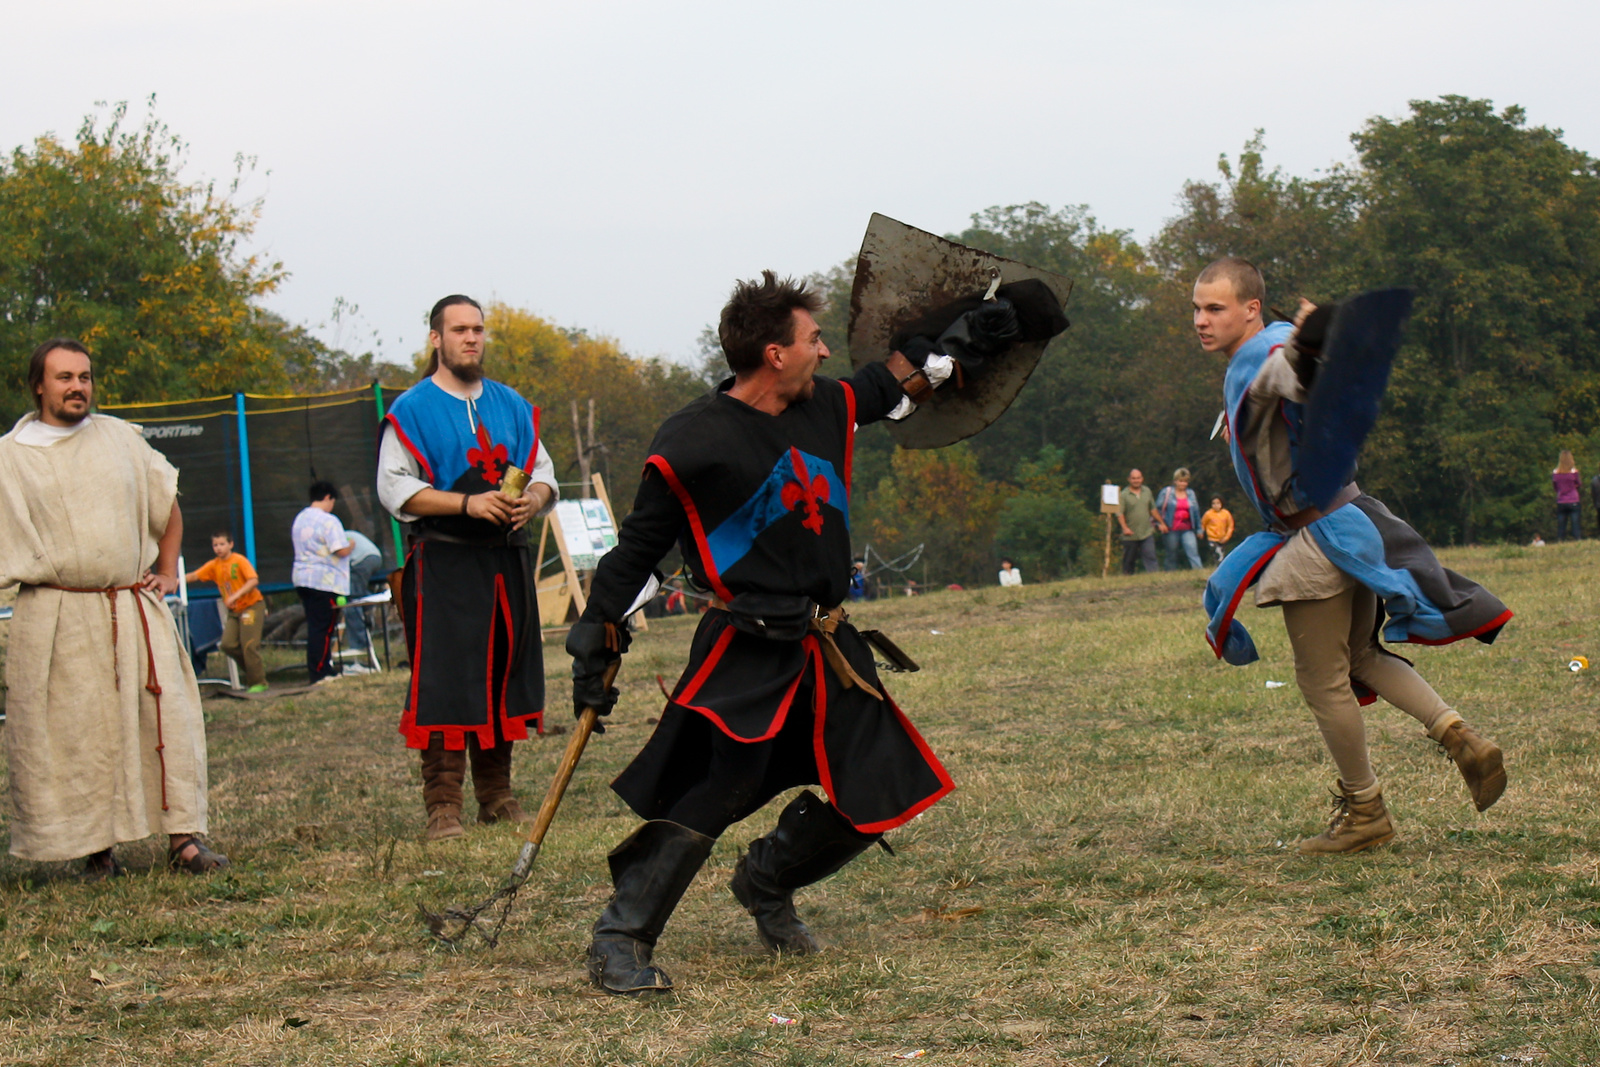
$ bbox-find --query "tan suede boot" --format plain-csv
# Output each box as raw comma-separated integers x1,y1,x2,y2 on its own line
421,742,468,841
1298,781,1395,855
1432,720,1507,812
471,742,531,825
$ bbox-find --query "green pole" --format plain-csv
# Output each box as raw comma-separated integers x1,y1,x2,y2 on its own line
374,381,406,567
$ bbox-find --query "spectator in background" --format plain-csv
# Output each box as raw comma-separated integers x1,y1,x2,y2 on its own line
184,530,267,692
291,481,351,684
1553,450,1582,542
1156,468,1204,570
341,529,385,672
847,559,871,601
1118,469,1165,574
1201,496,1235,565
998,558,1022,586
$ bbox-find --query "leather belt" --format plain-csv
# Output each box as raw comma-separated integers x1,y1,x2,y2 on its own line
709,598,883,700
1275,482,1360,533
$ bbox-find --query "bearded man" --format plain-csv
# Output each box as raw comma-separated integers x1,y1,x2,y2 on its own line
567,270,1044,994
0,339,227,878
1195,258,1511,854
378,295,558,840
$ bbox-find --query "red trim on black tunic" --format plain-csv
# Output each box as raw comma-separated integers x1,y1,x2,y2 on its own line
643,454,735,602
399,543,428,744
669,626,808,743
807,640,955,834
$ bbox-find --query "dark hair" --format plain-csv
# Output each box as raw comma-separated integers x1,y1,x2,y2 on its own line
717,271,824,375
308,481,339,503
422,294,483,377
1196,257,1266,306
28,338,91,410
210,530,234,542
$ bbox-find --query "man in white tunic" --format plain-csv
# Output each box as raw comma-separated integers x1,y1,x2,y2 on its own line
0,339,227,878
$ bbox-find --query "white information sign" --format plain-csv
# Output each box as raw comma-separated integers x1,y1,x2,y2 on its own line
555,498,618,570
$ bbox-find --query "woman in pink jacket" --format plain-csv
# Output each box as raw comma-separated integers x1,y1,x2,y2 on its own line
1553,450,1582,541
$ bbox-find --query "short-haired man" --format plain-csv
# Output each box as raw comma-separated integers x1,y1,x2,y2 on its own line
0,339,227,877
291,481,352,685
566,271,1027,994
378,295,557,840
1118,469,1165,574
1195,257,1512,853
185,530,267,691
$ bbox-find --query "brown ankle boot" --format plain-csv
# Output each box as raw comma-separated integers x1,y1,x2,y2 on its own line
470,742,529,824
421,741,467,841
1432,720,1506,812
1298,781,1395,855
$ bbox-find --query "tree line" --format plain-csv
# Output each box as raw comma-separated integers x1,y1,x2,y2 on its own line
6,97,1597,586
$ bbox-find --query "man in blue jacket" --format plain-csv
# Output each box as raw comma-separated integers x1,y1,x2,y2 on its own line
1195,257,1510,855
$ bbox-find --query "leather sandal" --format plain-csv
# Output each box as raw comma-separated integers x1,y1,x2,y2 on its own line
167,835,230,874
80,848,125,882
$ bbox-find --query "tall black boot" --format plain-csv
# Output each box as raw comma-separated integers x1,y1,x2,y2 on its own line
587,821,715,994
728,790,879,955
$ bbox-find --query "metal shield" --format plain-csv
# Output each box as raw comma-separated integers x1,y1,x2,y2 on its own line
848,213,1073,449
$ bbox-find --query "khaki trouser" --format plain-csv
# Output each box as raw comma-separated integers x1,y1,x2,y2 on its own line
1280,585,1461,793
221,604,267,687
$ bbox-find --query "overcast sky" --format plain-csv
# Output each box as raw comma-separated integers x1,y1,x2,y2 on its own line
6,1,1597,367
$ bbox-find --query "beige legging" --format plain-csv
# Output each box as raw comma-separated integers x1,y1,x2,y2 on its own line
1280,585,1460,793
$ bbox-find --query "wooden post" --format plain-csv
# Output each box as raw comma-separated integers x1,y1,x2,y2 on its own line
591,472,647,632
1100,483,1122,578
571,399,591,500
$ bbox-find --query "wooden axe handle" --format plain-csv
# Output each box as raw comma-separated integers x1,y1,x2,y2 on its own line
524,660,619,850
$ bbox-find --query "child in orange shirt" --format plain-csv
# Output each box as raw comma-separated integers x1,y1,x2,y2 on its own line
185,532,268,691
1200,497,1235,566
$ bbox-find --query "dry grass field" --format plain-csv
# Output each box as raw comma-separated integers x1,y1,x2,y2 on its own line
0,541,1597,1066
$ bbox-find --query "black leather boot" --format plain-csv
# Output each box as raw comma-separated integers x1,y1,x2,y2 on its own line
587,821,715,994
728,790,879,954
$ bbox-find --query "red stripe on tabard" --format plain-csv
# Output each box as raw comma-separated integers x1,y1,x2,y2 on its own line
810,642,956,835
385,414,435,485
840,381,856,495
1404,608,1514,646
644,454,734,602
399,544,429,748
809,639,837,809
492,571,535,741
673,625,736,705
482,573,500,749
1205,540,1286,658
525,406,540,470
668,623,809,743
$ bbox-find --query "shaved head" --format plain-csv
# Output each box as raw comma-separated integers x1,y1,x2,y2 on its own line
1196,257,1266,306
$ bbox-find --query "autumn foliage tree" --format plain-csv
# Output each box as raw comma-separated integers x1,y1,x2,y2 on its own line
860,444,1013,587
0,102,290,421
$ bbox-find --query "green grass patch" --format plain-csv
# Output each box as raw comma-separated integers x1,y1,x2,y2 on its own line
1,541,1599,1063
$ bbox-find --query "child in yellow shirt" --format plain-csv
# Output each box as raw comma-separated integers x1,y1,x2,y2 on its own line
1200,497,1234,565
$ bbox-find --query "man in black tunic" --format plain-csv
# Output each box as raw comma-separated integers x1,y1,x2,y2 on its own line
568,271,1022,994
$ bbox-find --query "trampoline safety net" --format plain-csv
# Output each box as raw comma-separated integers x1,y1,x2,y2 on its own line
102,385,407,589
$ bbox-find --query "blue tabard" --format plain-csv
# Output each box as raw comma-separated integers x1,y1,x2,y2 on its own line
1203,323,1510,665
383,378,539,494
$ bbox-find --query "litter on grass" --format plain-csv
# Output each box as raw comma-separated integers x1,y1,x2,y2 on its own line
929,630,946,635
892,1052,928,1060
1265,680,1287,689
768,1014,798,1026
1569,656,1589,672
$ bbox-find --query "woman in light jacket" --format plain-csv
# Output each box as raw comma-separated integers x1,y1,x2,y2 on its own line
1156,468,1204,570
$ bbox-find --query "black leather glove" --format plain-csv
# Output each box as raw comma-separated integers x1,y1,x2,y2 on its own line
566,619,631,731
937,298,1020,376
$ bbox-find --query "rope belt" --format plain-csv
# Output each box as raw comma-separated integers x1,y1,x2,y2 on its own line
708,598,883,701
38,582,170,811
